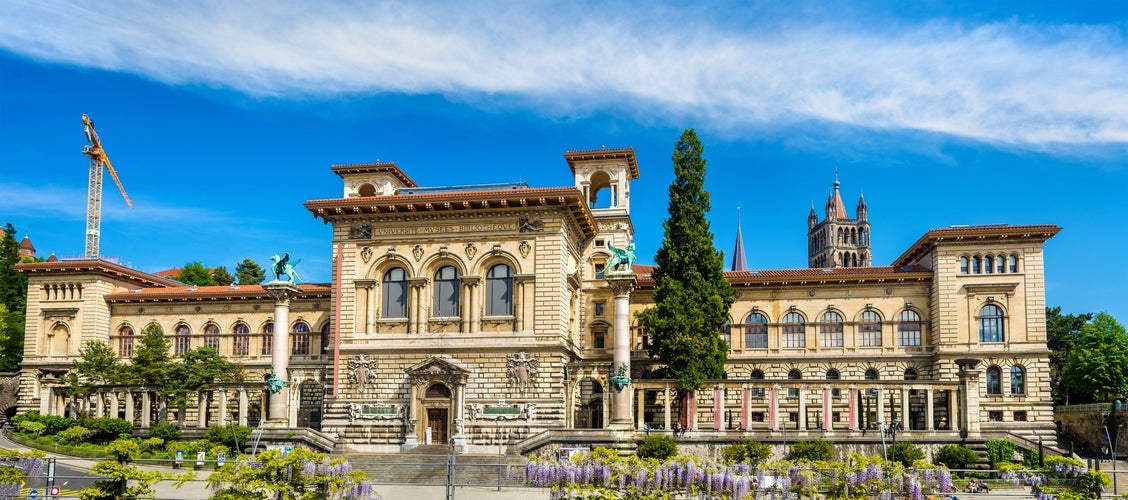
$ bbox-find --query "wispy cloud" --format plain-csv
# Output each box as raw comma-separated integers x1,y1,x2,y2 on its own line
0,180,246,225
2,1,1125,148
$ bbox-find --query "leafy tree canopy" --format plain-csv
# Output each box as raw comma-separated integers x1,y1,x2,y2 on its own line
212,265,235,286
74,340,123,386
235,258,266,285
1061,312,1128,403
0,222,28,314
175,261,214,286
1046,306,1093,404
0,304,25,372
636,129,734,392
128,323,172,386
207,448,376,500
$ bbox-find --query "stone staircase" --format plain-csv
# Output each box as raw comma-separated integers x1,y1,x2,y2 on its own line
348,446,529,486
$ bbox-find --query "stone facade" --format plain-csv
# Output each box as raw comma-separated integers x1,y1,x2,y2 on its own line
10,147,1061,455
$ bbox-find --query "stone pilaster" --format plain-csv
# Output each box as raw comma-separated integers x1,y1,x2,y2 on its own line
956,358,982,436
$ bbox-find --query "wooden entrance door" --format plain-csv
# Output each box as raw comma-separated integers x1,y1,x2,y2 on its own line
427,408,448,444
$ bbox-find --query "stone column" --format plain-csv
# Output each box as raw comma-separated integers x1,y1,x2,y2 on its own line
876,388,885,425
607,274,637,428
263,281,302,427
948,389,958,432
95,390,104,417
124,390,134,426
956,359,982,436
848,388,857,430
741,388,750,430
453,381,468,452
901,388,910,429
713,385,723,430
197,392,208,429
768,386,779,431
408,278,427,334
218,389,229,423
796,387,806,429
141,391,151,429
636,389,646,428
364,281,377,333
238,389,248,427
822,388,831,431
402,381,420,451
663,386,672,431
925,388,935,431
686,390,697,431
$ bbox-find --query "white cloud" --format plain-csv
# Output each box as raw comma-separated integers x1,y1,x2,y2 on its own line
2,1,1126,148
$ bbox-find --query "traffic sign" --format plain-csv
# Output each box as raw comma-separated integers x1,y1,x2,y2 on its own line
28,488,38,499
49,486,59,497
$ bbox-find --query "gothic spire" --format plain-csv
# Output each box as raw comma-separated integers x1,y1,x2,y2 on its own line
732,205,747,271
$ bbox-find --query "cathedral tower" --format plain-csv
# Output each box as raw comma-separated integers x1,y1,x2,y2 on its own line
807,175,870,268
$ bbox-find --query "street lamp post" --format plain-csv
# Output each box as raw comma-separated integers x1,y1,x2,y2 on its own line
877,421,887,461
226,417,240,455
1106,424,1120,496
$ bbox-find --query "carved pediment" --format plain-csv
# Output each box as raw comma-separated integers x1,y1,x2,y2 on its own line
405,356,472,381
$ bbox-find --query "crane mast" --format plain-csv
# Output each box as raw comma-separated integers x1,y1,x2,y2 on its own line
82,114,133,259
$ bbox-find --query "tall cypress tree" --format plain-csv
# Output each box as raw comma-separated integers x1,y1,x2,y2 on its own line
636,129,735,392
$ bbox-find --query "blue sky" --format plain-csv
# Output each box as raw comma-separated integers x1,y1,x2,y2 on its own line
1,1,1126,321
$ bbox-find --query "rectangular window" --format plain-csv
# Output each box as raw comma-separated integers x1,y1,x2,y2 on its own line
819,323,844,347
119,338,134,358
632,325,649,349
595,263,606,280
594,302,605,316
593,329,606,349
745,324,768,349
486,277,512,316
782,331,805,348
859,324,882,347
989,411,1003,422
262,334,272,356
435,280,459,317
233,335,249,356
1013,411,1027,422
383,281,408,318
788,388,799,397
751,412,765,422
205,335,220,350
898,323,922,346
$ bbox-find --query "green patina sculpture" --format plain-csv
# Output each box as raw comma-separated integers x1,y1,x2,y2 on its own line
269,252,304,284
610,363,631,392
266,371,288,394
606,242,636,273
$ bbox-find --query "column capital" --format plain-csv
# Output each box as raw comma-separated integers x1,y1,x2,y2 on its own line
607,274,638,297
262,282,303,304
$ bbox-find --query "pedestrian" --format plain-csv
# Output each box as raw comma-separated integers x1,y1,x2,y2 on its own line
1101,446,1109,462
644,423,651,435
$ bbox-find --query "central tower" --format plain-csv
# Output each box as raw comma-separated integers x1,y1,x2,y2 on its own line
807,175,870,268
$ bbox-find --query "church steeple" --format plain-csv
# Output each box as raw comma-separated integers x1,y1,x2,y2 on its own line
808,203,818,229
807,172,871,268
732,206,747,271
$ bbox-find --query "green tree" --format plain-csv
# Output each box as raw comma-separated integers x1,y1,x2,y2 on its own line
935,444,979,470
892,441,925,467
788,439,834,462
207,448,376,500
79,438,191,500
0,303,25,372
128,323,172,386
235,258,266,285
635,129,734,394
165,346,242,410
1061,312,1128,403
175,261,214,286
1047,306,1093,404
636,435,678,460
0,223,28,313
212,266,235,286
721,439,772,467
74,340,124,386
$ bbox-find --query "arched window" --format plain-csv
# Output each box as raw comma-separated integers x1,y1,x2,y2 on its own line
382,267,408,318
1008,255,1018,273
233,323,250,356
744,313,768,349
904,368,918,380
972,256,982,274
433,266,460,317
986,366,1001,395
292,321,310,355
782,311,806,348
721,319,732,348
175,325,191,355
865,368,879,381
819,311,844,347
960,256,969,274
204,324,220,350
858,310,882,347
1010,365,1025,395
118,326,134,357
320,322,331,354
826,369,840,380
261,322,273,355
486,264,513,316
979,304,1005,342
750,369,765,380
897,310,923,346
985,255,994,274
788,369,802,380
997,256,1006,274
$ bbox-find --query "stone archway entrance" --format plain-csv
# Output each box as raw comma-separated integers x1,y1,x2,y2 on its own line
423,383,451,445
574,378,604,429
404,357,472,451
297,380,324,431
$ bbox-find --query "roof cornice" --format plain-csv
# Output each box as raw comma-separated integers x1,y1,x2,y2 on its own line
304,187,598,239
564,147,640,179
330,161,419,187
14,259,182,288
893,224,1061,266
105,283,331,303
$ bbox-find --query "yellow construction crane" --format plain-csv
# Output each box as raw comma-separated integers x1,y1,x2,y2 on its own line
82,114,133,259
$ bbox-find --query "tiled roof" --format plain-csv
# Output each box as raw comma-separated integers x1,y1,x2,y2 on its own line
305,187,598,239
106,283,331,302
894,224,1061,266
330,161,419,187
564,147,640,179
19,236,34,250
14,259,182,288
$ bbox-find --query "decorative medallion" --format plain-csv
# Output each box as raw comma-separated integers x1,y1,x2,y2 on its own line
412,245,424,262
349,221,372,240
347,354,377,393
519,240,530,258
465,242,477,259
360,246,373,263
519,215,544,233
506,351,539,393
492,244,503,256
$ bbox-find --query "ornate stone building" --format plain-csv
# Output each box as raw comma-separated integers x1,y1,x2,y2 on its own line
9,147,1061,455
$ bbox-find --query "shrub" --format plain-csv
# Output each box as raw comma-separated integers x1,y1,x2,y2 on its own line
788,439,834,462
936,444,979,470
84,417,133,443
1023,448,1041,469
38,414,80,436
892,441,924,467
204,424,251,451
636,435,678,461
141,437,165,452
1044,455,1084,469
148,422,180,441
104,439,141,463
18,421,46,436
721,439,772,467
985,439,1017,469
57,426,92,445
